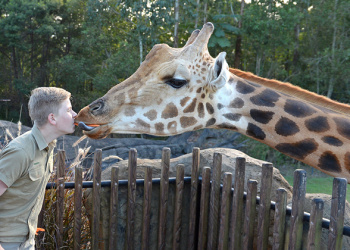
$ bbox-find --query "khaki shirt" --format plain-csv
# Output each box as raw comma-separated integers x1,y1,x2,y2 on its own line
0,125,55,243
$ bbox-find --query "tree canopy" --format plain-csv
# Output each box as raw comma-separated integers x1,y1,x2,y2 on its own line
1,0,349,126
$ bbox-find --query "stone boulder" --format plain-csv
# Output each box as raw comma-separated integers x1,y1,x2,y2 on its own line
83,148,293,249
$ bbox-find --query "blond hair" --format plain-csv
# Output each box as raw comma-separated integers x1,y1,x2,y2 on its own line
28,87,71,127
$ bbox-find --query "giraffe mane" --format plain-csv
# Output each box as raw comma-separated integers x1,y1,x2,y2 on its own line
230,68,350,117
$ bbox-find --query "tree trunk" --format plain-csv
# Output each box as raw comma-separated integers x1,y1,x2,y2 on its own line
195,0,200,29
327,0,339,98
233,0,245,69
203,0,207,24
139,32,143,66
174,0,179,48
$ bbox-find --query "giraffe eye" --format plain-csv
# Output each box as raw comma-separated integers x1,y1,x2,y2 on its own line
165,78,188,89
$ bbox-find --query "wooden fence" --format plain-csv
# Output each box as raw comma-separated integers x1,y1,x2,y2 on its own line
44,147,349,249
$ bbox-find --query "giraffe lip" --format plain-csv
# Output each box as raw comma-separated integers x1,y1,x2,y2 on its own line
76,122,100,131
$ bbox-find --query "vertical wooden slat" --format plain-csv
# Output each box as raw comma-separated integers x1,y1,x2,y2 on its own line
92,149,102,250
109,166,119,249
257,163,273,250
207,153,222,249
188,147,200,250
172,164,184,250
141,166,152,250
126,148,137,250
74,166,83,250
243,180,258,250
56,150,65,248
198,167,211,250
218,172,232,250
307,198,324,250
328,178,347,250
272,188,287,250
158,147,170,250
230,157,246,250
288,169,307,250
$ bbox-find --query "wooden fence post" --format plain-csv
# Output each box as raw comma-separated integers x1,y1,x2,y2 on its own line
92,149,102,249
126,148,137,250
307,198,324,250
158,147,170,250
257,163,273,250
74,166,83,250
198,167,211,250
141,166,152,250
328,178,347,250
207,153,222,249
288,169,307,250
188,147,200,250
243,180,258,250
218,172,232,250
230,157,246,250
172,164,184,250
109,166,119,249
56,150,65,248
272,188,287,250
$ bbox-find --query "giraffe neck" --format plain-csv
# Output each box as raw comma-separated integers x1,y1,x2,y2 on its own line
215,73,350,181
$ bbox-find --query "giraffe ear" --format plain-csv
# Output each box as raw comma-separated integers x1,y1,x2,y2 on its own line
209,52,229,90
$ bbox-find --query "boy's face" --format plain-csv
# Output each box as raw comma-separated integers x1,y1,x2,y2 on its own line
55,98,77,135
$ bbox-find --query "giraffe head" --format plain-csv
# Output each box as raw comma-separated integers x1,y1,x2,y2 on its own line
75,23,231,139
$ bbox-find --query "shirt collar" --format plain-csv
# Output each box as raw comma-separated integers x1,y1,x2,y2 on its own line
32,123,56,151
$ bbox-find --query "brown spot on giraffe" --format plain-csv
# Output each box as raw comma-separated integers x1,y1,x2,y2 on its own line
318,151,341,173
275,139,318,160
184,98,197,113
250,109,274,124
275,117,300,136
305,116,330,132
125,106,136,117
228,98,244,109
167,121,177,134
135,119,151,133
180,116,197,128
155,122,164,133
180,97,191,107
143,109,157,121
162,103,178,119
345,152,350,172
206,103,214,114
321,136,343,147
198,103,205,118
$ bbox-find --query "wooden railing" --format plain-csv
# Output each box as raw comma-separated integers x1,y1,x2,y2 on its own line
43,147,349,249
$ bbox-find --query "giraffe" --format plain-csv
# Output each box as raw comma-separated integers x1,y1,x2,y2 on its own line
75,22,350,183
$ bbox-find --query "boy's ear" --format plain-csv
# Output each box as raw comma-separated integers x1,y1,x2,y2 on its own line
48,113,56,125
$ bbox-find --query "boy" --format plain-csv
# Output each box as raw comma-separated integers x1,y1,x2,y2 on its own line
0,87,77,250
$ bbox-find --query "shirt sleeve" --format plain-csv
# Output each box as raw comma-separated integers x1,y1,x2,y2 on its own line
0,146,29,188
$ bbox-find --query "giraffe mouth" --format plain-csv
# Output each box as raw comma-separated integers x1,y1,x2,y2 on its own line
75,122,100,131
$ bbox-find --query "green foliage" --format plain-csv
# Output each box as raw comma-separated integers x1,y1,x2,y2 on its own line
0,0,349,125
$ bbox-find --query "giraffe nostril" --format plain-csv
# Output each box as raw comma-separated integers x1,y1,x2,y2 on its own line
89,99,104,113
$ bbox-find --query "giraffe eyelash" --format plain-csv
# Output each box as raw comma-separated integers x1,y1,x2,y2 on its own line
165,78,188,89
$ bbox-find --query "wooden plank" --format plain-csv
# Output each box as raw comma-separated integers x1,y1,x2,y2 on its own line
288,169,307,250
272,188,287,250
56,150,65,248
172,164,184,250
188,147,200,250
141,166,152,250
92,149,102,250
126,148,137,250
257,163,273,250
198,167,211,250
218,172,232,250
307,198,324,250
109,166,119,249
328,178,347,250
158,147,170,250
230,157,245,250
243,180,258,250
207,153,222,249
74,166,83,250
